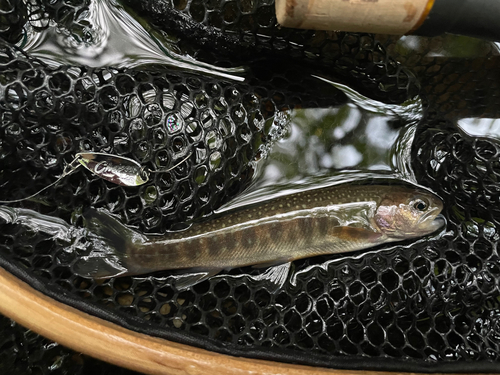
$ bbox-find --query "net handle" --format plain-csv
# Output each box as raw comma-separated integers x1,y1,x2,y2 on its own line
0,267,361,375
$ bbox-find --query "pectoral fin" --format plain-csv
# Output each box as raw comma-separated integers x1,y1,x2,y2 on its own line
172,270,221,290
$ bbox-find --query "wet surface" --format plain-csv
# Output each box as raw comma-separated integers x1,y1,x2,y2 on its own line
1,0,500,374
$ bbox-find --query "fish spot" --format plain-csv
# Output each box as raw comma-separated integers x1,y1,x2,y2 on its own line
287,203,291,207
248,214,252,218
302,205,307,209
279,204,283,208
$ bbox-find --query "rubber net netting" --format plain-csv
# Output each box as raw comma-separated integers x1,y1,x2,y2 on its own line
1,0,500,374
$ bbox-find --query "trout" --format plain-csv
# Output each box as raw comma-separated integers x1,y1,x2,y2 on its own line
75,184,444,281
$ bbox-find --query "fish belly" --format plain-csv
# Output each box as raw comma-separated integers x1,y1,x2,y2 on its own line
125,215,378,274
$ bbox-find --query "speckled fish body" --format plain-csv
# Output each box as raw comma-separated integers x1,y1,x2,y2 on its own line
77,184,444,278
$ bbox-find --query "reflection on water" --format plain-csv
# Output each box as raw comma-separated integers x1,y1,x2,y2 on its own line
458,118,500,140
381,33,500,122
224,80,423,211
5,2,500,366
16,0,428,214
21,0,245,80
260,105,401,180
393,34,497,59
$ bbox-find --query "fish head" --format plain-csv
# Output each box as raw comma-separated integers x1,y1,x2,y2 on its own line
374,187,445,240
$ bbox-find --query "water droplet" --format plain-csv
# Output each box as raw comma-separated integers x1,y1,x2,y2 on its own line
187,121,202,141
195,147,207,163
195,92,209,108
153,128,167,148
213,97,227,114
144,186,158,204
5,123,22,137
129,118,146,141
219,117,234,137
166,112,184,133
225,87,240,104
206,83,221,97
201,109,215,128
162,91,176,110
206,130,222,150
180,101,194,118
209,151,222,170
138,83,157,104
155,149,170,168
144,103,162,126
231,103,246,124
194,165,208,185
128,95,141,118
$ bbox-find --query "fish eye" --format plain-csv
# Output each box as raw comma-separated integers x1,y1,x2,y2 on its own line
413,199,428,211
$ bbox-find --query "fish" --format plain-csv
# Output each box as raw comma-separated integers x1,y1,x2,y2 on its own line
73,183,445,286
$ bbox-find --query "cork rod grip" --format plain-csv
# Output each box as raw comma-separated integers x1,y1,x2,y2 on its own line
275,0,434,35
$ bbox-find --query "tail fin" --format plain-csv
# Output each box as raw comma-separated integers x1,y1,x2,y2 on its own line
0,205,146,279
73,209,147,279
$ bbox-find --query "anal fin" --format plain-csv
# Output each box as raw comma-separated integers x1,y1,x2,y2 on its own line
249,262,292,291
171,263,293,292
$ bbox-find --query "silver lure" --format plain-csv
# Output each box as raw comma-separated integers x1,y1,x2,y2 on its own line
0,152,191,203
76,152,149,187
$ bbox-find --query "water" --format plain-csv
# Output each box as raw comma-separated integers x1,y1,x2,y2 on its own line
17,0,428,212
5,2,500,371
223,84,423,211
22,0,245,80
458,118,500,140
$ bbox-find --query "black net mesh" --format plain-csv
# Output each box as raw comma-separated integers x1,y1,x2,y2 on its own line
0,314,140,375
0,38,349,233
381,36,500,120
0,0,26,44
1,0,500,374
121,0,419,104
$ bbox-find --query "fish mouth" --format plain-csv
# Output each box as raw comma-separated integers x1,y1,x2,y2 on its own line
427,214,446,232
418,211,446,234
415,205,446,234
418,206,442,224
395,213,445,239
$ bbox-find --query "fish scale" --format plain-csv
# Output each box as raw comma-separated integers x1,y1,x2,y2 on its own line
73,183,444,282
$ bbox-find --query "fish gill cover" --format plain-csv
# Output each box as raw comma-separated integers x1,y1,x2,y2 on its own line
0,0,500,374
